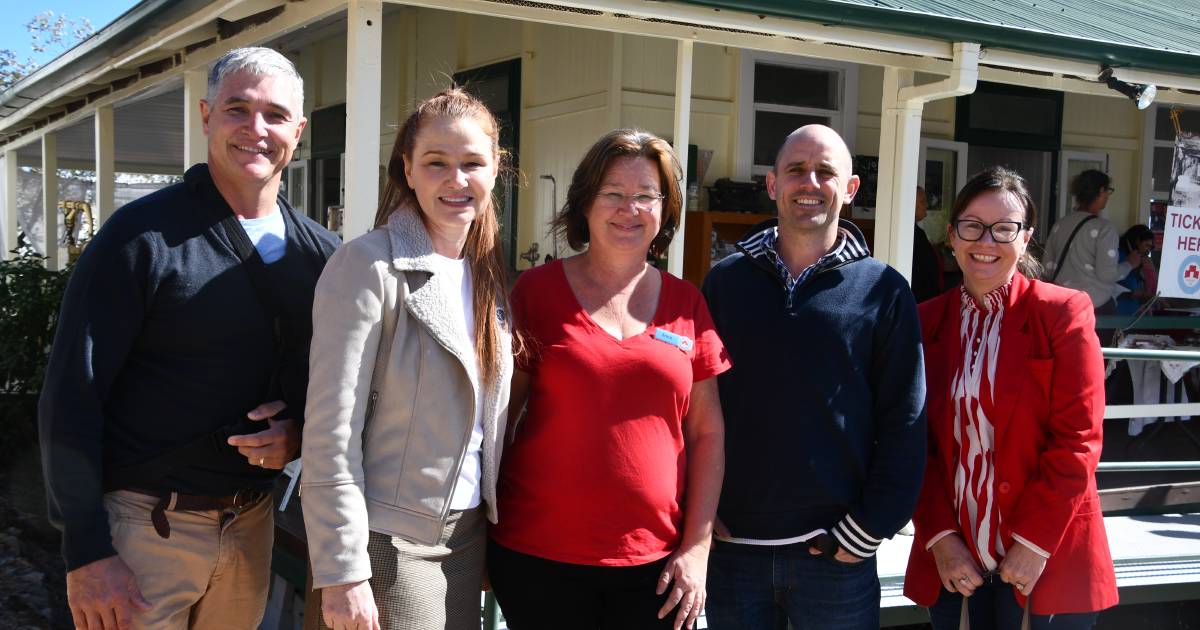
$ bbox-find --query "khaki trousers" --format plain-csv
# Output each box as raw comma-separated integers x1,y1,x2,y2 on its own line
103,489,274,629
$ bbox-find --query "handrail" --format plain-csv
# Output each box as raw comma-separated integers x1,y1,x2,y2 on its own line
1102,347,1200,361
1098,461,1200,471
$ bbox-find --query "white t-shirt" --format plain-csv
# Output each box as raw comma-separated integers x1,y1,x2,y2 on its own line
238,211,287,264
433,253,485,510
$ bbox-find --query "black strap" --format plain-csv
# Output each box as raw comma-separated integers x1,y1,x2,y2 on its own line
1049,214,1098,282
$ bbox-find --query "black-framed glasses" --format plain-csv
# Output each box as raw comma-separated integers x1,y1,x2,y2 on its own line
595,191,665,210
953,219,1026,243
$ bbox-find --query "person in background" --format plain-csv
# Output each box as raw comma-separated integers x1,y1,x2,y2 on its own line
302,87,513,630
1041,169,1134,314
1116,224,1157,315
702,124,926,630
39,47,339,629
912,185,946,302
904,166,1118,630
488,129,729,630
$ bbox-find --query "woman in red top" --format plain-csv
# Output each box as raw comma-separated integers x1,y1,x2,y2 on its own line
904,167,1117,629
488,129,729,630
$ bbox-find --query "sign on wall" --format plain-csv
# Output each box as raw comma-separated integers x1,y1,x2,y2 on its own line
1159,132,1200,299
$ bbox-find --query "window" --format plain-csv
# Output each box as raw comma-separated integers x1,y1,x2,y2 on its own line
736,52,857,179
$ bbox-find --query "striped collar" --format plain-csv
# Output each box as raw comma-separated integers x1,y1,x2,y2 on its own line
959,280,1013,314
738,220,871,292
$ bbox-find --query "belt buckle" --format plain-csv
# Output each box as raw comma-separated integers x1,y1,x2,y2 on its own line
231,489,258,510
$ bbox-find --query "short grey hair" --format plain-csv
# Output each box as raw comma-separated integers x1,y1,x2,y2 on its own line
206,47,304,112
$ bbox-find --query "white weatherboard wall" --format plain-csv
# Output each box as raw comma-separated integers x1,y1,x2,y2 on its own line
277,5,1155,267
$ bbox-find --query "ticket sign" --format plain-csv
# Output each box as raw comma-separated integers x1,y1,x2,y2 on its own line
1159,205,1200,298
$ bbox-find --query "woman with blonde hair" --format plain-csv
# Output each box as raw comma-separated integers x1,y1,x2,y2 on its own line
302,87,513,630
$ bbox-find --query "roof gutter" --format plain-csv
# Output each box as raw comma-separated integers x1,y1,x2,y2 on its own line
676,0,1200,79
0,0,212,113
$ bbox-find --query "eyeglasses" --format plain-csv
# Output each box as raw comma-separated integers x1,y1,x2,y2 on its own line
1105,187,1115,194
595,191,665,210
953,219,1027,243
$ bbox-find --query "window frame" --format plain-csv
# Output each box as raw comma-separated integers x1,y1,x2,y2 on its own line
735,51,858,180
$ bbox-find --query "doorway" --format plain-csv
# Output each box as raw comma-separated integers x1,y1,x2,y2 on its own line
455,59,521,271
966,146,1054,238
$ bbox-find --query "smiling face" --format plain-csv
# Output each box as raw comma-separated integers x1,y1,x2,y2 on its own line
200,70,305,194
766,125,860,238
949,189,1033,299
584,156,663,256
402,115,499,249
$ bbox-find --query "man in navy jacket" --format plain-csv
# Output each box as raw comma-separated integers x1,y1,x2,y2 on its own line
702,125,926,630
39,47,338,629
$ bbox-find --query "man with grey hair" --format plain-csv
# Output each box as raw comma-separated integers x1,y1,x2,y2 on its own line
40,46,338,629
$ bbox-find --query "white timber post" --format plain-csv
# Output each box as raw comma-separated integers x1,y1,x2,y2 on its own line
95,105,116,225
184,69,208,170
2,151,18,258
343,0,383,240
667,38,693,278
874,67,920,280
42,133,62,270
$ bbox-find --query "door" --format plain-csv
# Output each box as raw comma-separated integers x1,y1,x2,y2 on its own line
918,138,968,244
455,59,521,271
1058,150,1108,219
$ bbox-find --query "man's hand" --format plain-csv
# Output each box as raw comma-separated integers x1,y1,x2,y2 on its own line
656,543,709,630
227,400,299,469
322,580,381,630
66,555,151,630
998,540,1048,597
930,533,984,596
807,543,865,564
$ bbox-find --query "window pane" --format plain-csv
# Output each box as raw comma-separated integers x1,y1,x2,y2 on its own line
1155,107,1200,142
753,111,829,167
1153,146,1174,192
754,64,837,109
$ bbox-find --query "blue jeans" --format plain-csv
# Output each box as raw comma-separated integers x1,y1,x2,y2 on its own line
705,540,880,630
928,577,1099,630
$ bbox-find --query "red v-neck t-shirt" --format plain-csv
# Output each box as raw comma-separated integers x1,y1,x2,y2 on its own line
491,259,731,566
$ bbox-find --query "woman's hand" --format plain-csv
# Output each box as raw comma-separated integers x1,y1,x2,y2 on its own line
656,544,709,630
998,540,1048,597
321,580,380,630
930,534,984,596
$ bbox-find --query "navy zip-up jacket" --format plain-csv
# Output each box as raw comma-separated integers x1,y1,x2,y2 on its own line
702,219,926,558
38,164,339,571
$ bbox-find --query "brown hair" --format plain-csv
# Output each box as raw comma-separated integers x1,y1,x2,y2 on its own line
375,87,510,385
950,166,1042,279
551,129,682,258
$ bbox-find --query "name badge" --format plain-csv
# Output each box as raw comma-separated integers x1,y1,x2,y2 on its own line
654,328,694,352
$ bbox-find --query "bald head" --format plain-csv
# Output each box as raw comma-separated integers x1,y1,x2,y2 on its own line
774,124,854,177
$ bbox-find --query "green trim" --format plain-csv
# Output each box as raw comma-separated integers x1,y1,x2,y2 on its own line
677,0,1200,77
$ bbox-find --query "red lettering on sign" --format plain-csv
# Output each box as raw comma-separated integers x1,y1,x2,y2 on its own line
1187,264,1200,280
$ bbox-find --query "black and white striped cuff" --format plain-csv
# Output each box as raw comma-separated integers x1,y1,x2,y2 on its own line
832,515,883,559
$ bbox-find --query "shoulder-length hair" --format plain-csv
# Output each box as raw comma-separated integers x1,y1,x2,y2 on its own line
551,129,683,258
375,87,510,386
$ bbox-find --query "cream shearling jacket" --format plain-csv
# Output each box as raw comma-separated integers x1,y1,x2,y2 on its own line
301,206,512,589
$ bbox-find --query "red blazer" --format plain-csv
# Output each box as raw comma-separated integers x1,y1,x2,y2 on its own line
903,273,1118,615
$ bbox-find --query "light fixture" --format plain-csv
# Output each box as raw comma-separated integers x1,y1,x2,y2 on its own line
1099,67,1157,110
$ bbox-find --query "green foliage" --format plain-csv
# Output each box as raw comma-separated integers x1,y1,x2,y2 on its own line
0,249,69,396
0,248,69,434
0,249,69,447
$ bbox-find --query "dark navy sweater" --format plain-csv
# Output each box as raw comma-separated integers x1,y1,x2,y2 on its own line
38,164,339,570
702,220,926,553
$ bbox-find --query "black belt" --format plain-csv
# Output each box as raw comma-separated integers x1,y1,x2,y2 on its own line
124,488,269,539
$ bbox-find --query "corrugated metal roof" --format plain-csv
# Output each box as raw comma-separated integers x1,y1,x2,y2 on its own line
678,0,1200,75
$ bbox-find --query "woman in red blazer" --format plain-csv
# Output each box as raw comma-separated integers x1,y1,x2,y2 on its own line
904,167,1118,629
